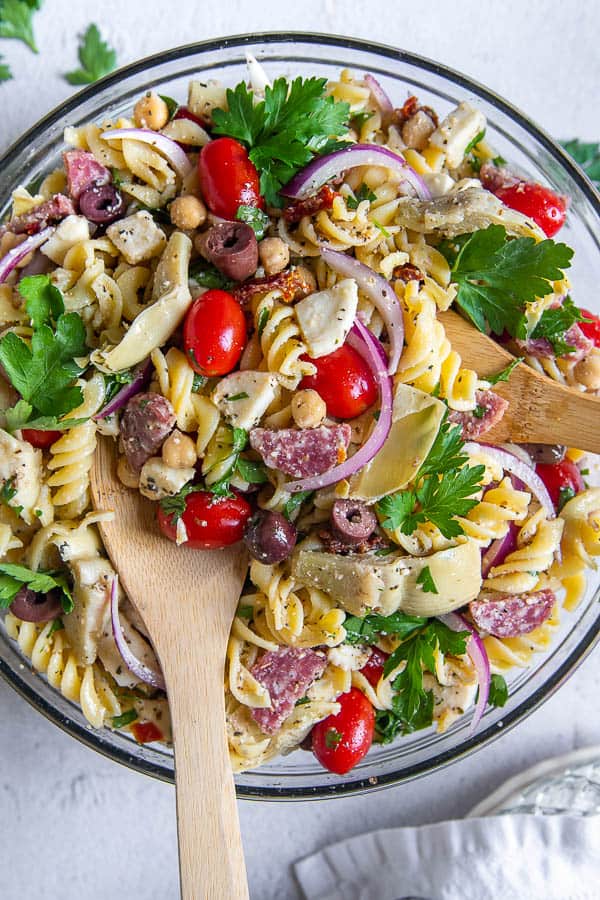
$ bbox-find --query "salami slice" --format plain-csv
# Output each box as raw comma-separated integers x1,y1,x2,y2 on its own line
249,424,352,478
469,589,556,638
120,392,175,472
0,194,75,237
479,160,521,194
448,389,508,439
250,646,327,735
63,150,111,201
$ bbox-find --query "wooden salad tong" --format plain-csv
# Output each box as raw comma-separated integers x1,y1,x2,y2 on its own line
439,309,600,452
91,437,249,900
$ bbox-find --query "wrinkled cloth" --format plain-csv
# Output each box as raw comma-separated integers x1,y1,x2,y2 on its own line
294,815,599,900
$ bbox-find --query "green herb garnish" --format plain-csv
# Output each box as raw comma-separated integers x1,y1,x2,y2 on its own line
0,562,73,613
64,23,116,85
486,357,523,385
111,709,138,729
415,566,438,594
236,204,270,239
0,0,40,52
346,183,377,210
488,673,509,708
343,610,426,645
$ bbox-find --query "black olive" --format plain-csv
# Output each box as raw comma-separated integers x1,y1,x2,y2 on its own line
79,183,125,225
520,443,567,465
10,586,62,623
330,499,377,545
202,222,258,281
244,510,297,564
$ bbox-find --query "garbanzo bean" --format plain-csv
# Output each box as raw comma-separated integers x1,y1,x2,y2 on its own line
258,237,290,276
162,429,197,468
133,92,170,130
170,195,207,231
292,389,327,429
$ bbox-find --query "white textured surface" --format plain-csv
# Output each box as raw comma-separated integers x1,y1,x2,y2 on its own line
0,2,599,899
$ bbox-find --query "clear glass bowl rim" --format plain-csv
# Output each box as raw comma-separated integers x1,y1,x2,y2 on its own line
1,31,599,801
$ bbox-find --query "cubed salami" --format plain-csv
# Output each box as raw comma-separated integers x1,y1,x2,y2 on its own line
448,389,508,439
250,646,327,735
0,194,75,237
469,589,556,638
249,424,352,478
120,392,175,472
63,149,111,201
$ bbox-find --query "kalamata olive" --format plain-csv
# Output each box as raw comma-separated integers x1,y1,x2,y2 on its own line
244,510,297,564
331,499,377,545
520,443,567,465
79,183,125,225
202,222,258,281
9,586,62,623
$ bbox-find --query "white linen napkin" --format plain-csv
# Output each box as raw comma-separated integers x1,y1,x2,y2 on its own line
294,815,599,900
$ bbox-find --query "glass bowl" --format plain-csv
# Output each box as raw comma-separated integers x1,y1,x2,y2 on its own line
1,33,599,801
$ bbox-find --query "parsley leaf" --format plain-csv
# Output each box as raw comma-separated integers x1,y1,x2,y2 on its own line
561,139,600,189
343,610,426,645
0,476,22,514
448,224,573,337
189,258,233,290
463,128,486,155
257,306,269,338
377,491,415,532
64,24,116,85
111,709,138,729
324,727,342,749
416,566,438,594
0,0,39,52
347,183,377,210
488,673,509,707
486,357,523,385
206,427,249,497
212,76,350,206
4,398,86,433
0,562,73,613
529,295,590,356
236,457,269,484
282,489,314,521
236,604,254,620
0,53,12,81
236,204,270,239
418,416,468,479
558,485,577,511
18,274,64,329
159,94,178,120
158,483,203,523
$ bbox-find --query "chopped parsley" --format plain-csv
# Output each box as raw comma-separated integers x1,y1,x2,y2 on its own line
47,618,64,635
0,53,12,81
64,23,117,85
0,477,22,515
372,219,390,238
282,489,314,522
189,258,234,290
486,357,523,385
343,610,426,645
488,673,509,708
159,94,178,120
351,111,374,130
206,427,249,497
324,727,343,749
529,295,590,356
111,709,139,729
346,183,377,210
257,306,269,338
192,373,207,393
212,76,350,206
236,605,254,620
464,128,486,155
472,404,486,419
236,457,269,484
236,204,270,240
558,485,577,511
0,562,73,613
103,370,134,406
158,483,203,522
415,566,438,594
295,696,311,707
227,392,249,402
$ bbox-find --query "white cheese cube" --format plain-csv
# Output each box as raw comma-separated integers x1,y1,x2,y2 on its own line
106,211,167,264
212,371,279,430
41,215,90,265
295,279,358,358
429,101,486,169
139,458,195,501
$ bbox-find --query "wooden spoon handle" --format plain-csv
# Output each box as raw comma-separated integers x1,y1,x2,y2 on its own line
165,655,249,900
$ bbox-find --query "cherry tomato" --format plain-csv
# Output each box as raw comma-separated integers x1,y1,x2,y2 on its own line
494,182,567,238
359,647,389,688
183,289,247,376
577,308,600,348
131,721,163,744
299,344,377,419
198,137,264,220
312,687,375,775
536,457,585,510
157,490,252,550
21,428,62,449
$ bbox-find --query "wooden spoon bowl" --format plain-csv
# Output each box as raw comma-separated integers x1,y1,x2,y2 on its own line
91,436,249,900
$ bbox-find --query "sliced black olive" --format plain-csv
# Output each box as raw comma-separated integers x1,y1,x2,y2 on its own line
202,222,258,281
330,499,377,545
520,443,567,465
79,183,125,225
10,587,62,623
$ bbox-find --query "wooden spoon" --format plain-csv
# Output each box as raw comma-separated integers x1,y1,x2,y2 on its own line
439,309,600,452
90,436,249,900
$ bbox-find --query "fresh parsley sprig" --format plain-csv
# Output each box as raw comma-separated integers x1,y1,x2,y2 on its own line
343,610,427,645
561,139,600,189
212,76,350,206
236,204,270,239
529,295,590,356
0,562,73,613
0,53,11,81
0,0,40,53
64,23,116,85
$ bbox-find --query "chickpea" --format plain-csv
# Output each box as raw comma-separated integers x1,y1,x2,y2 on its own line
133,92,170,131
258,237,290,276
162,429,197,469
292,389,327,429
574,351,600,390
170,195,207,231
117,456,140,489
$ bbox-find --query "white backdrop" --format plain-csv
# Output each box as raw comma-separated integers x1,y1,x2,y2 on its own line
0,2,599,898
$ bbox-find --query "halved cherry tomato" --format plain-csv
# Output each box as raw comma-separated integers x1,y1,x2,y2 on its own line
157,490,252,550
299,344,377,419
577,308,600,348
198,137,264,220
536,457,585,511
311,687,375,775
495,182,567,238
359,647,389,688
183,288,247,376
21,428,62,449
131,721,163,744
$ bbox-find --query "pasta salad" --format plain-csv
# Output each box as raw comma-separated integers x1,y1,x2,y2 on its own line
1,60,599,775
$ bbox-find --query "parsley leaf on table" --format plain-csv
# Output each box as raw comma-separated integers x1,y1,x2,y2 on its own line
0,0,40,52
212,77,350,206
529,295,590,356
561,139,600,189
64,23,116,85
0,53,12,81
343,610,426,645
445,224,573,337
0,562,73,613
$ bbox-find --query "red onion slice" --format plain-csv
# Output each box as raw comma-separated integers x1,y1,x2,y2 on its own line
481,520,518,578
0,226,55,284
464,442,554,518
364,74,394,128
281,143,431,202
94,359,152,419
286,320,392,493
101,128,193,179
110,576,166,691
320,247,404,374
439,611,491,735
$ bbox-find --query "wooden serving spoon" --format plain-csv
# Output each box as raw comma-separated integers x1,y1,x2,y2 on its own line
90,436,249,900
439,309,600,452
